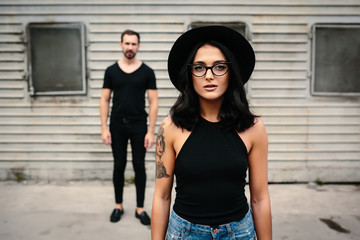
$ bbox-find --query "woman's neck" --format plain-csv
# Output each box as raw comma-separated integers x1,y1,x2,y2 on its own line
199,98,222,122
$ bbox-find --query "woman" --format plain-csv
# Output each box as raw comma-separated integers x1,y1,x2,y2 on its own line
151,26,272,240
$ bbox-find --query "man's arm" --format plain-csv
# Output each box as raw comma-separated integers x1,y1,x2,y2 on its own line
100,88,112,146
144,89,158,150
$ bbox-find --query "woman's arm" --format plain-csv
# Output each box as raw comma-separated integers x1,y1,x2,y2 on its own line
151,117,176,240
248,118,272,240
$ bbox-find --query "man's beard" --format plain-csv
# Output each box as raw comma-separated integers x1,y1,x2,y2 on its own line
124,50,136,60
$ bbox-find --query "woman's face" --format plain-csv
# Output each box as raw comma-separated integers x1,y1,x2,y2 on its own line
191,44,229,102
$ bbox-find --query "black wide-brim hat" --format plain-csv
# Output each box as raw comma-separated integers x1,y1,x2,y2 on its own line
167,25,255,91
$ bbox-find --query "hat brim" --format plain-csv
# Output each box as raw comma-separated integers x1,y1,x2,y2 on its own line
167,25,255,91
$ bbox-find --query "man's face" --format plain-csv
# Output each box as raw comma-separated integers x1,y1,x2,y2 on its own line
120,34,140,60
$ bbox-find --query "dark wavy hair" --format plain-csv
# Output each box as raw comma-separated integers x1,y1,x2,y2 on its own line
170,41,258,132
121,29,140,43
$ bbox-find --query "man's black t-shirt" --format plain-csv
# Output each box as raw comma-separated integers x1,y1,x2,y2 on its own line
103,62,157,121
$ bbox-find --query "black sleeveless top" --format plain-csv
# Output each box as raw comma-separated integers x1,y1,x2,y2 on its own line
173,117,249,226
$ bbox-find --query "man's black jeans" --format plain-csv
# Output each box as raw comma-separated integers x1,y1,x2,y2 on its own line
110,117,147,208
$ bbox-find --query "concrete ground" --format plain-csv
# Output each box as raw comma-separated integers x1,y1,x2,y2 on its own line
0,181,359,240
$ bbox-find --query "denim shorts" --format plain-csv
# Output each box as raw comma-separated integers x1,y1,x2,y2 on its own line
166,208,256,240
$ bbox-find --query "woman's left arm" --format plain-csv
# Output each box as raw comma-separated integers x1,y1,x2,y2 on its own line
248,118,272,240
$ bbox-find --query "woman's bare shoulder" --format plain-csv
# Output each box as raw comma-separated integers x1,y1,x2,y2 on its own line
161,115,173,125
157,115,192,156
253,117,266,130
159,115,175,130
158,116,183,137
249,117,268,142
242,117,267,140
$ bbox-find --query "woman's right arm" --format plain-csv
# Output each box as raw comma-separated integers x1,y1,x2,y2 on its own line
151,117,176,240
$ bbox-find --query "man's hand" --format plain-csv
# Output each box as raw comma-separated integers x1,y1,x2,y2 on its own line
144,132,155,151
102,128,112,146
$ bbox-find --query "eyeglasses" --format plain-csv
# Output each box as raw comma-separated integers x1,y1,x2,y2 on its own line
187,62,232,77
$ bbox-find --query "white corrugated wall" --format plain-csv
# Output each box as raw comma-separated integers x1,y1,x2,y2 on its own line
0,1,359,182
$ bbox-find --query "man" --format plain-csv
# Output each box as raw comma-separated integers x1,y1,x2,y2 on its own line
100,29,158,225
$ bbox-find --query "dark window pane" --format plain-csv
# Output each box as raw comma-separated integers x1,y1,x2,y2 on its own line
28,23,86,95
190,22,246,37
313,25,360,95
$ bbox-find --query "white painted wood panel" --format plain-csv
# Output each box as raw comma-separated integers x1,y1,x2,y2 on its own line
0,0,359,182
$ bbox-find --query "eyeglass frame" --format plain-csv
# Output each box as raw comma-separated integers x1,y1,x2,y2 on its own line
187,62,232,77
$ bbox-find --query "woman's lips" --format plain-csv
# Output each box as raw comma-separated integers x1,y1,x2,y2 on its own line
203,84,218,91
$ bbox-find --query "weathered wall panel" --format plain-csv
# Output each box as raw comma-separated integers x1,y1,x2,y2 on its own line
0,0,359,182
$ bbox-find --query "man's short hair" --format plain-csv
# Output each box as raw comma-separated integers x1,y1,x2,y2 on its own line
121,29,140,43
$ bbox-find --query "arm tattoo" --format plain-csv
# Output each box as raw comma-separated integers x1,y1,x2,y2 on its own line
156,161,169,179
155,124,170,179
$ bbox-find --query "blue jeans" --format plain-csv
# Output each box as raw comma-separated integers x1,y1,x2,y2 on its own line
166,208,256,240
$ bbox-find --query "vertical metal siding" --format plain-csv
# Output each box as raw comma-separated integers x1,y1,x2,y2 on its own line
0,1,359,182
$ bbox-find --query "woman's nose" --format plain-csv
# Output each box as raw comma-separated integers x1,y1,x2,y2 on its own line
205,68,214,80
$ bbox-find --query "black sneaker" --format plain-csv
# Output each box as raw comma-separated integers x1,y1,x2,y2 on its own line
135,211,151,225
110,208,124,223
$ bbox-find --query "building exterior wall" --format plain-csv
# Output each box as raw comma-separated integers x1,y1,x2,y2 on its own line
0,0,359,182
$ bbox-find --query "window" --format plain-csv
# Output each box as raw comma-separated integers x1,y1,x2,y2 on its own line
190,21,247,38
311,24,360,96
27,22,86,96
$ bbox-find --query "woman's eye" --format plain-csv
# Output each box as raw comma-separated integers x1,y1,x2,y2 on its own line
214,64,226,70
194,65,205,72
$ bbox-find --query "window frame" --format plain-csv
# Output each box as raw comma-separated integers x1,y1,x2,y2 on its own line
311,23,360,97
189,21,248,39
26,22,87,96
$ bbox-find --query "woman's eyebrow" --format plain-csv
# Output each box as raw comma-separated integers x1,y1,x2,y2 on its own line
214,60,227,64
193,60,227,65
192,61,205,65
